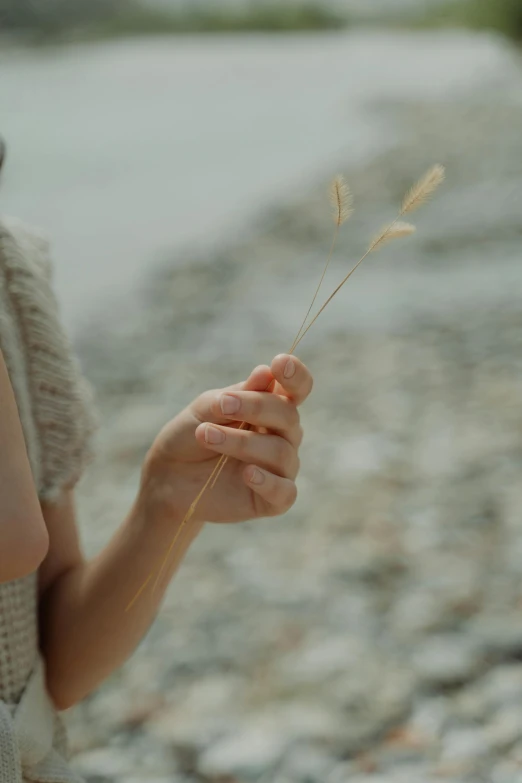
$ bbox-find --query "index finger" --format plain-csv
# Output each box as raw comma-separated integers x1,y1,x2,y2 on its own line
192,365,275,426
270,354,313,405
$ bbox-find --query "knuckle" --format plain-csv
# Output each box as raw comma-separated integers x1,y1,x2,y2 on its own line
250,394,263,419
266,502,281,518
210,395,223,418
236,432,250,459
274,436,292,468
288,403,300,428
194,390,213,416
280,482,297,510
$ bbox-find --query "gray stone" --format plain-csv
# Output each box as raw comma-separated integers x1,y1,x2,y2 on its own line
338,774,436,783
376,741,430,768
326,763,360,783
391,591,454,635
509,740,522,763
147,674,245,748
455,680,490,723
409,697,451,740
491,760,522,783
283,745,337,782
413,635,483,688
379,764,439,782
74,748,136,779
278,635,368,684
334,777,390,783
481,665,522,710
469,614,522,657
126,779,182,783
197,702,344,778
441,727,490,763
487,706,522,750
198,724,287,778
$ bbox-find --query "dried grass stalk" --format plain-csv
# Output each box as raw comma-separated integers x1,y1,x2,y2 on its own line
285,166,445,354
127,163,445,610
290,175,354,353
370,221,416,252
330,174,354,227
401,164,445,215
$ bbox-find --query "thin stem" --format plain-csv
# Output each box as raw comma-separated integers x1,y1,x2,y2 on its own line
150,474,212,594
125,573,153,612
210,428,245,489
289,223,339,354
293,215,401,351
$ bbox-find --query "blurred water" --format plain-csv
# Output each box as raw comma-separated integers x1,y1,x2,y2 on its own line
144,0,452,12
0,30,516,332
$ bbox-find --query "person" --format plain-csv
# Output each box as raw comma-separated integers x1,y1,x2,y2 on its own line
0,139,313,782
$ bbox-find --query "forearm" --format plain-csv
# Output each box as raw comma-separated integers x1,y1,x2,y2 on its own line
0,350,49,581
40,491,203,710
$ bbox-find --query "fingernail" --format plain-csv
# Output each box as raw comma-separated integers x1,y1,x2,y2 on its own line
221,394,241,415
284,359,296,379
205,425,225,444
249,467,265,485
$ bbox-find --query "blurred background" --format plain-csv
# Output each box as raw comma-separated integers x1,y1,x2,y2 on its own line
2,1,522,781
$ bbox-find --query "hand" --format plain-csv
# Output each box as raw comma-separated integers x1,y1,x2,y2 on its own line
141,355,313,526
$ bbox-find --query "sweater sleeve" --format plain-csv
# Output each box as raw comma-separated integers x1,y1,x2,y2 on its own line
0,217,97,502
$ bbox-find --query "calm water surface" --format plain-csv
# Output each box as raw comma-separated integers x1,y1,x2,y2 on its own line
0,30,514,331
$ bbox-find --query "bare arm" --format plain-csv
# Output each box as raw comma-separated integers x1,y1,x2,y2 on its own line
39,488,202,711
0,349,49,582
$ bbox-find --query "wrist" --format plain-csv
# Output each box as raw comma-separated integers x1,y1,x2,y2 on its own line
135,452,203,543
129,486,204,561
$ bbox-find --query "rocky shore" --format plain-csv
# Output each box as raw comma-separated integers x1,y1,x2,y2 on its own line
68,91,522,782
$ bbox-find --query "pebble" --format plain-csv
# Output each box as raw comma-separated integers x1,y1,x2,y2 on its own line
441,727,490,763
278,635,368,684
480,665,522,710
391,591,454,635
408,697,451,740
491,760,522,783
486,705,522,750
413,635,483,688
327,762,361,783
197,723,287,778
282,745,336,782
74,748,139,779
469,614,522,658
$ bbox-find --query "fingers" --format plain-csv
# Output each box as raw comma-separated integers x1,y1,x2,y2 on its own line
242,364,274,393
212,391,302,446
193,368,302,446
195,422,299,479
243,465,297,516
192,365,274,426
270,355,313,405
193,357,312,429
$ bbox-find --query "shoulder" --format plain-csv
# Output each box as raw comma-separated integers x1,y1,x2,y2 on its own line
0,214,53,281
0,215,97,501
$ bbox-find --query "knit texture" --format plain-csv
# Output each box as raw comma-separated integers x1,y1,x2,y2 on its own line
0,216,96,782
0,657,84,782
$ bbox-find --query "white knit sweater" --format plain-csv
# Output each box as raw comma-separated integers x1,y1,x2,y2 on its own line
0,216,96,783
